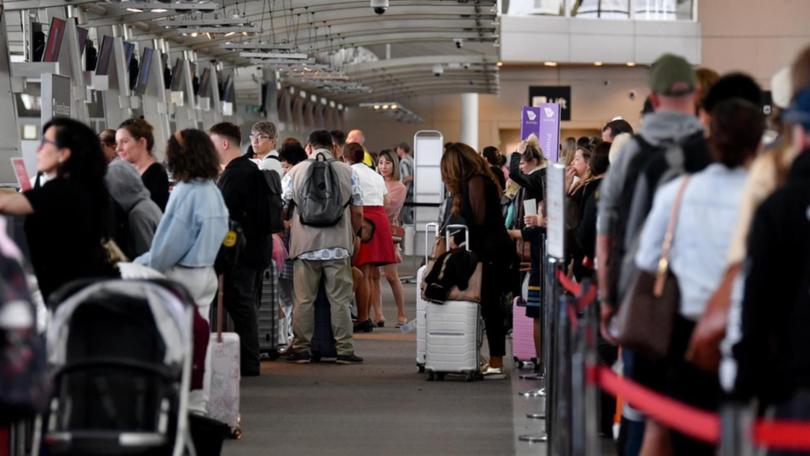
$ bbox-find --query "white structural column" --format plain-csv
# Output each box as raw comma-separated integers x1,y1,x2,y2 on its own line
460,93,479,150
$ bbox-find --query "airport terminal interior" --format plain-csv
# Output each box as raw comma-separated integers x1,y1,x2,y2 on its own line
2,0,810,455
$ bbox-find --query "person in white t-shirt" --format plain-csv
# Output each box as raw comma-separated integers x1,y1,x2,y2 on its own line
248,120,283,177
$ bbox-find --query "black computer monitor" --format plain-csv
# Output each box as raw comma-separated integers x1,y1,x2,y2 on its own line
76,27,88,57
42,17,66,62
197,68,211,97
222,75,235,103
95,35,113,75
122,41,135,65
169,58,183,91
134,47,154,95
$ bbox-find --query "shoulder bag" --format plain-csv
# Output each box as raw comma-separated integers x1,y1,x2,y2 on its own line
611,176,691,360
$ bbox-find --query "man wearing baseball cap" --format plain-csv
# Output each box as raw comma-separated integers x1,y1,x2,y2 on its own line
595,53,713,455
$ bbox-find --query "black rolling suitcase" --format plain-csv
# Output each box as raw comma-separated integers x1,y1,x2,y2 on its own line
258,263,280,360
311,281,337,361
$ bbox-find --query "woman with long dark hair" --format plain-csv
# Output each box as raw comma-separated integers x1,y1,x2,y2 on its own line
0,117,115,300
441,142,518,377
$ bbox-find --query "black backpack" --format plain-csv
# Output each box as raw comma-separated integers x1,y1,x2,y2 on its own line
295,152,349,227
260,169,284,234
213,219,246,275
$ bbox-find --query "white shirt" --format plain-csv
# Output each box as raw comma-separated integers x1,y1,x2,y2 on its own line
250,150,283,178
351,163,387,207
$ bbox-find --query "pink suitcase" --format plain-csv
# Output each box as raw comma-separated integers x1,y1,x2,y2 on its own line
208,276,241,435
512,276,537,367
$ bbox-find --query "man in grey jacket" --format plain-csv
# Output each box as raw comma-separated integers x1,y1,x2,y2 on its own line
105,159,162,259
595,53,711,455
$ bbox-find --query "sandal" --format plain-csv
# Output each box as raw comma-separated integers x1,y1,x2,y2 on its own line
375,320,385,328
396,318,408,328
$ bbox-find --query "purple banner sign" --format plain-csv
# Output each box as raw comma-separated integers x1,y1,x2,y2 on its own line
538,103,560,162
520,106,541,141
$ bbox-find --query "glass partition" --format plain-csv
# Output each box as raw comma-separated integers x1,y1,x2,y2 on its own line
505,0,695,20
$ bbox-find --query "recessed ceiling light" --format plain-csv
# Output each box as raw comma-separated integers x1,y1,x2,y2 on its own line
190,32,198,38
382,104,390,110
126,7,143,12
594,61,603,66
627,62,636,67
151,8,168,13
390,104,398,109
544,61,557,67
225,31,236,37
496,61,503,67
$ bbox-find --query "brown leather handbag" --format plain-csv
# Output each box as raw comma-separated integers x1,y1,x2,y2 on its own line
685,264,741,372
611,177,691,360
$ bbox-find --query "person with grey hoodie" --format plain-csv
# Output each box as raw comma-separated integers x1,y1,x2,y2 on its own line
105,159,163,258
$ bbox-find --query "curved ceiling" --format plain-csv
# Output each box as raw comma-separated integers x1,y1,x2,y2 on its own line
64,0,501,105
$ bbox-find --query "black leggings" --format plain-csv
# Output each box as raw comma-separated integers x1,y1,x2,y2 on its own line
481,261,506,357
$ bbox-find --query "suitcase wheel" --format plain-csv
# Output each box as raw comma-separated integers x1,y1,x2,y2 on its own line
436,373,446,381
465,372,476,382
417,364,425,373
266,349,280,361
229,426,242,440
426,370,435,381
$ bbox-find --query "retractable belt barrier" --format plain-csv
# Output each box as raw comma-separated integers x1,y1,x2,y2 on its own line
547,270,810,454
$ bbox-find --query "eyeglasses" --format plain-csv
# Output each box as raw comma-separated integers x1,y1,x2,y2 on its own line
40,138,57,148
250,134,271,141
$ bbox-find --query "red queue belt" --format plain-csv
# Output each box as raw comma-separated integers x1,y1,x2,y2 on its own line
554,271,810,450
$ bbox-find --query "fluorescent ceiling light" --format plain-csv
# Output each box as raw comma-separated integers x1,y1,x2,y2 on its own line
496,61,503,67
594,61,603,66
151,8,168,13
126,7,143,12
544,61,557,67
626,62,636,67
239,52,308,60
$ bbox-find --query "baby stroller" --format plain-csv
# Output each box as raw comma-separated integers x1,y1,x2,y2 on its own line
43,279,197,456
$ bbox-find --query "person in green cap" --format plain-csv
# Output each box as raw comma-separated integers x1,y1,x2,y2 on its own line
595,52,713,456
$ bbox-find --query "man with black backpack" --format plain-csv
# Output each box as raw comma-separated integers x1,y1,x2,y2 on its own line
595,53,712,454
281,130,364,364
210,122,272,376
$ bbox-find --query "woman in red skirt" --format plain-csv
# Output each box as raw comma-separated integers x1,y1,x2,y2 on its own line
344,143,396,331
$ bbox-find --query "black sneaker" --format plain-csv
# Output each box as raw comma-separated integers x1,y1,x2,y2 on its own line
286,351,311,364
336,353,364,364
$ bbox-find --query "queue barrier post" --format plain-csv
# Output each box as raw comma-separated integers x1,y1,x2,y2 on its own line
571,281,601,456
552,291,573,456
720,402,756,456
542,255,559,442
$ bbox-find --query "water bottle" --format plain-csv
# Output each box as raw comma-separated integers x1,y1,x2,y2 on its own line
400,318,417,333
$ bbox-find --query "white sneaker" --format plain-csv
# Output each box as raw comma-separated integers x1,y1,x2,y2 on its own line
482,366,506,380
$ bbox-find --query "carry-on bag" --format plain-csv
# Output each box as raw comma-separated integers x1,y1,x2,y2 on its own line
424,225,484,382
512,275,536,367
416,222,440,372
258,263,280,359
208,276,241,434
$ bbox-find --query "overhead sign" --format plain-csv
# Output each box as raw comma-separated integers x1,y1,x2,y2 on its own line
545,163,566,260
529,86,571,121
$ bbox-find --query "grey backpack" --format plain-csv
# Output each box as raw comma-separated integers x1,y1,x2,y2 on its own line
295,152,349,227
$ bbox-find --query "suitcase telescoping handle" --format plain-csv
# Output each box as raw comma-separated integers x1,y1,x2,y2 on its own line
216,274,224,343
445,224,470,252
424,222,440,262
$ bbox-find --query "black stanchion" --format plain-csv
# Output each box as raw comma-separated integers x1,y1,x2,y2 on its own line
552,291,573,456
720,403,755,456
570,284,600,456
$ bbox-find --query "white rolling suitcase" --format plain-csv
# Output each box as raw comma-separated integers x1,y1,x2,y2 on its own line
416,223,440,372
208,276,241,435
424,225,484,382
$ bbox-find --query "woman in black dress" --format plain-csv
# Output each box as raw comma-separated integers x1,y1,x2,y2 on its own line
440,143,519,377
0,117,115,301
116,118,169,211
